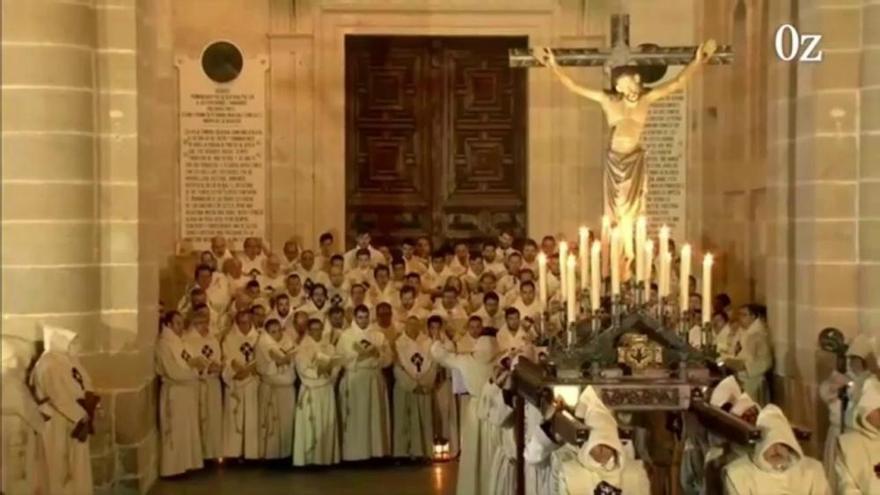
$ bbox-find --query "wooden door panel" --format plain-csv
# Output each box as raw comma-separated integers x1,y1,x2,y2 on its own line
346,36,527,248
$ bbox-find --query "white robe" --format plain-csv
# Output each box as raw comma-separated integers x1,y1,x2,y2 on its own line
293,335,342,466
393,333,437,459
724,405,829,495
473,306,505,330
221,328,262,459
497,326,536,361
835,377,880,495
431,339,497,495
486,383,517,495
30,338,94,495
255,334,297,459
431,302,469,336
184,331,224,460
734,319,773,406
511,298,544,323
156,328,204,476
336,324,393,460
2,353,46,495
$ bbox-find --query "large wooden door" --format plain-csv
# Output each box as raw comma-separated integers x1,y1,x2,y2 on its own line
345,36,527,248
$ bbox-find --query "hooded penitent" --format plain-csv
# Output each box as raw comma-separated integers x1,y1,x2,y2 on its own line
835,377,880,495
724,404,829,494
730,393,759,418
710,375,742,408
1,336,44,431
43,325,78,354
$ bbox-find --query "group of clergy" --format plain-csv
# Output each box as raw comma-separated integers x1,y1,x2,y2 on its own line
2,229,879,494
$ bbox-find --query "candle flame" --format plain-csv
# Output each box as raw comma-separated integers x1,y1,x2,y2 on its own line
567,254,577,267
579,226,589,236
681,243,691,256
591,240,601,253
537,252,547,264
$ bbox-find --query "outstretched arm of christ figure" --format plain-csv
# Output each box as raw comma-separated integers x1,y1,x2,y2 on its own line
645,39,717,103
537,47,609,105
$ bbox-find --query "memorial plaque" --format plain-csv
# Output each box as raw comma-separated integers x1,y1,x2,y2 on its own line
643,68,688,242
176,42,269,249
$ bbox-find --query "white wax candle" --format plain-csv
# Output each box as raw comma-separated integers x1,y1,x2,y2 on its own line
558,241,568,302
660,252,672,298
578,227,589,290
610,228,621,296
537,253,548,308
635,216,647,283
591,241,601,311
644,240,654,300
702,253,713,324
680,244,692,313
659,225,670,263
566,255,577,323
601,215,611,277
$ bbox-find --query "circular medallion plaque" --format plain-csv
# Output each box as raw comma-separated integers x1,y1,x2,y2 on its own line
201,41,243,83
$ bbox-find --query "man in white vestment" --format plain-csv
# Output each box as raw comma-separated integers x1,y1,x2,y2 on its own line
511,281,544,323
498,308,536,361
211,235,234,267
724,405,829,494
432,286,469,336
423,251,454,297
712,311,738,360
156,311,205,476
521,239,540,274
255,319,297,459
392,317,437,459
323,306,347,346
336,304,393,460
300,284,331,323
31,325,98,495
484,366,518,495
726,304,773,405
279,238,300,274
184,310,224,461
239,237,268,276
528,387,650,494
1,336,46,495
283,274,308,310
315,232,336,272
462,253,486,293
432,333,500,495
297,250,331,289
699,376,755,495
819,332,874,487
293,319,343,466
343,231,386,271
221,311,262,459
473,291,505,330
835,376,880,495
223,257,250,297
178,264,230,318
394,286,429,328
259,254,287,296
369,264,398,307
448,241,470,277
481,241,507,278
497,252,524,296
268,293,295,330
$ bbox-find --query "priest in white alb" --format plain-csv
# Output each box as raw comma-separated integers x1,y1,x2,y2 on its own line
726,304,773,405
834,376,880,495
31,325,99,495
255,318,297,459
221,310,262,459
336,304,393,460
184,308,224,460
2,336,47,495
156,311,205,476
724,405,829,494
432,332,500,495
392,318,437,459
293,318,343,466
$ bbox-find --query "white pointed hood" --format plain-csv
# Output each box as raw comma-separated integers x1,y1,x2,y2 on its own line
847,333,874,361
730,393,759,417
42,324,78,353
710,375,742,408
575,386,625,472
752,404,803,472
851,376,880,440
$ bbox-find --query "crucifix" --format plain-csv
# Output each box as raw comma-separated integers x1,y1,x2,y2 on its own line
510,13,732,271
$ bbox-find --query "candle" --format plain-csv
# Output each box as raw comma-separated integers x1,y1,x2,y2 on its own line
644,240,654,300
680,244,692,313
659,225,670,264
635,216,647,283
537,253,548,308
601,215,611,277
590,241,601,311
702,254,713,324
660,252,672,298
610,228,621,296
578,227,589,290
559,241,568,302
566,255,577,324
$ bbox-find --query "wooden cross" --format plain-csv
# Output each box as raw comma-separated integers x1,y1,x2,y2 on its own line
509,14,732,71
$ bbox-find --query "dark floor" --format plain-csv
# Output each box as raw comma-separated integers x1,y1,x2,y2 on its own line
149,459,458,495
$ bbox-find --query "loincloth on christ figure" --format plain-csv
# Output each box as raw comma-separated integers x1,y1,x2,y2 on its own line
604,146,648,225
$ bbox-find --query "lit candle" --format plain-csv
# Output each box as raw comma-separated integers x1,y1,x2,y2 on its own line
659,225,670,264
680,244,692,313
644,240,654,300
566,255,577,324
635,216,647,283
660,252,672,298
537,253,548,308
702,254,713,324
590,241,601,311
601,215,611,277
558,241,568,302
610,228,621,296
578,227,589,291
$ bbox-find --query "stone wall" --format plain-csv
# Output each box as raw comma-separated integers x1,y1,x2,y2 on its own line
1,0,158,492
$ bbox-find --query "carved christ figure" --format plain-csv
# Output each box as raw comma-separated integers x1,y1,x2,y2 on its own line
538,40,717,234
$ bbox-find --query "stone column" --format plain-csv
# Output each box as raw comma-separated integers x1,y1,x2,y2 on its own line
859,2,880,334
2,1,158,492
